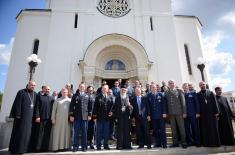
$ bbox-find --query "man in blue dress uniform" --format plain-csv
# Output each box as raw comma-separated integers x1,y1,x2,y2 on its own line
182,83,200,146
112,81,121,97
147,83,167,148
69,83,92,152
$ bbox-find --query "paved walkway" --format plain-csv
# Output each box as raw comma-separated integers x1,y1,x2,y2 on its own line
1,146,235,155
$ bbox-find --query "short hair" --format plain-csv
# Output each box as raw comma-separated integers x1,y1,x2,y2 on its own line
87,85,94,90
168,80,175,84
182,83,188,88
79,83,85,87
61,87,68,92
102,84,109,89
215,87,222,91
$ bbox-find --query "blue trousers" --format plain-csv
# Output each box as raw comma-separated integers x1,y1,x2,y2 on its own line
73,120,88,149
87,120,95,146
109,119,115,138
185,116,200,145
152,119,166,147
96,120,109,148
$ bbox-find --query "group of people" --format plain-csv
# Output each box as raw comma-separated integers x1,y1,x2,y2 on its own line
8,79,235,154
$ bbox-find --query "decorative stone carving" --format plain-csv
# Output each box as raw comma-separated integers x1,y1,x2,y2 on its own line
97,0,131,18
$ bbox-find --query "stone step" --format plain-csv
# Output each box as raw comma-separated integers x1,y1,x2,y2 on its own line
1,146,235,155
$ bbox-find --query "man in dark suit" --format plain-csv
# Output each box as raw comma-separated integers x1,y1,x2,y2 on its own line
69,83,92,152
132,86,151,149
86,85,96,149
147,83,167,148
93,85,113,150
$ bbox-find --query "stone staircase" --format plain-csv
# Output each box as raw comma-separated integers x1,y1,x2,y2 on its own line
166,125,173,145
1,146,235,155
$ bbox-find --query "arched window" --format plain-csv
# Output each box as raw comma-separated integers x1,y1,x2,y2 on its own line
184,44,192,75
150,16,154,31
74,13,78,28
33,39,39,55
105,60,126,70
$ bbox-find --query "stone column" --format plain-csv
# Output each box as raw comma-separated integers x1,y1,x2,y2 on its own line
83,66,95,86
137,67,148,89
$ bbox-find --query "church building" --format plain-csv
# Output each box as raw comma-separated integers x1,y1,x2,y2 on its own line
0,0,208,121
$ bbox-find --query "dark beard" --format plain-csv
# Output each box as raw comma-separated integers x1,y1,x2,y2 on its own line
27,88,33,93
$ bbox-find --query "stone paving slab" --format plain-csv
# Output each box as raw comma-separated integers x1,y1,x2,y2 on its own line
1,146,235,155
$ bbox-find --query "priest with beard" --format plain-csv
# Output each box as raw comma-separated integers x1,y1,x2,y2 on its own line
9,81,37,154
197,81,221,147
215,87,235,145
113,85,133,150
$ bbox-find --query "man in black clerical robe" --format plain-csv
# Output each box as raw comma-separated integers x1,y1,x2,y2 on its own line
215,87,235,145
9,81,37,154
113,85,133,150
29,85,46,152
197,81,221,147
34,85,54,151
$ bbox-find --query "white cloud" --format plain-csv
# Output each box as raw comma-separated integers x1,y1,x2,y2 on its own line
220,12,235,26
0,38,14,65
210,77,232,89
203,32,235,89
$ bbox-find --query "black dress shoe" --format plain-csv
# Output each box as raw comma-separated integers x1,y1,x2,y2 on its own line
104,147,110,150
72,147,78,152
82,148,86,152
154,145,161,148
182,144,187,149
169,144,179,148
196,144,201,147
125,147,133,150
138,146,144,149
97,147,101,150
116,147,122,150
147,146,152,149
162,145,167,149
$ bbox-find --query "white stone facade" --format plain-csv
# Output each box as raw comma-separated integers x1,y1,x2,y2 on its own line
0,0,208,122
223,90,235,113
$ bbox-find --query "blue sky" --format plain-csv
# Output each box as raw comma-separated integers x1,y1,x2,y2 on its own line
0,0,45,93
0,0,235,92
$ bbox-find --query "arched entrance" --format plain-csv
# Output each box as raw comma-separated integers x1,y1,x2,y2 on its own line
79,33,152,88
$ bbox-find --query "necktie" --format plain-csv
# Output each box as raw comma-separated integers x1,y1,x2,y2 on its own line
138,96,142,115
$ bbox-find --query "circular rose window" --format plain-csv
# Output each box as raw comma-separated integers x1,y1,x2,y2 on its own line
97,0,131,18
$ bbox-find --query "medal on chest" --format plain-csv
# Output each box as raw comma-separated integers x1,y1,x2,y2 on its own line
30,103,34,109
27,92,34,109
121,105,126,112
157,95,161,102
